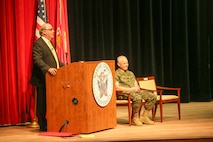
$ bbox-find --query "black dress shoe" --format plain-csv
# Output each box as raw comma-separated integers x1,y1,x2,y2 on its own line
39,127,47,132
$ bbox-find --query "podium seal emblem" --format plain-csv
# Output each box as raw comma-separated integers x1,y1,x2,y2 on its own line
92,62,113,107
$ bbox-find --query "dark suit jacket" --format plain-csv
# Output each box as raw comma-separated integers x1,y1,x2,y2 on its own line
30,37,64,87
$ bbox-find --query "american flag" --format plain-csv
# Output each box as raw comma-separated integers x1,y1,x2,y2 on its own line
35,0,48,39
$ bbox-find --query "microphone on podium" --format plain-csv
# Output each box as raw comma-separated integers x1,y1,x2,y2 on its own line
58,120,69,132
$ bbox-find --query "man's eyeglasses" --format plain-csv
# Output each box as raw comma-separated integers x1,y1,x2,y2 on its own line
44,28,53,31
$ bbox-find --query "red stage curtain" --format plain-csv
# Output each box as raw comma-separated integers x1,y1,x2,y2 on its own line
0,0,68,125
0,0,37,125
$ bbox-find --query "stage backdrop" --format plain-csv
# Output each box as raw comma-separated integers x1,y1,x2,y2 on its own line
0,0,213,126
67,0,213,103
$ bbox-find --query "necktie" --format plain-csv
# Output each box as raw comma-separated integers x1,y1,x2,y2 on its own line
47,41,59,68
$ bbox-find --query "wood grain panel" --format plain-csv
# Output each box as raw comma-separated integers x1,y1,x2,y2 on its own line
46,60,116,133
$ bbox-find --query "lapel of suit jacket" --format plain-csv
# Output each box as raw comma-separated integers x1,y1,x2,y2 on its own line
39,38,55,56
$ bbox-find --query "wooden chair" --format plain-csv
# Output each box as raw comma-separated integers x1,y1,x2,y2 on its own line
136,76,181,122
116,92,132,126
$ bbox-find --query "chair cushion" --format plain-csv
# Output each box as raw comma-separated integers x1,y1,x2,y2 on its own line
116,99,145,104
116,100,131,104
157,95,179,100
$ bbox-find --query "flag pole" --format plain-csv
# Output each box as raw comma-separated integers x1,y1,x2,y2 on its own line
27,87,39,128
27,0,47,129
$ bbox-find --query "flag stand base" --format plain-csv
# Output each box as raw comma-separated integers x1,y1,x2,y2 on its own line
27,119,39,128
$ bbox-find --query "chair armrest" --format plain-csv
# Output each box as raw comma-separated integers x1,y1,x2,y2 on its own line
116,91,123,94
157,86,180,91
156,86,181,98
156,89,163,94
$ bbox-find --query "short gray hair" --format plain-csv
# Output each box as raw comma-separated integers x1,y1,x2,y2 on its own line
117,55,128,63
39,23,47,36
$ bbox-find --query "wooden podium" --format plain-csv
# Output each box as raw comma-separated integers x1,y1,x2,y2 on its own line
46,60,117,133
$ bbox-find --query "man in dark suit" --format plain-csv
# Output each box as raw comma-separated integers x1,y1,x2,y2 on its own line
30,23,64,131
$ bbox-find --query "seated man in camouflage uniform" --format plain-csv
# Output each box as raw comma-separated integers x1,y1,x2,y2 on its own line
115,55,157,126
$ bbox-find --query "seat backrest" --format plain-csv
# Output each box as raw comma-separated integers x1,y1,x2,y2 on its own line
136,76,157,95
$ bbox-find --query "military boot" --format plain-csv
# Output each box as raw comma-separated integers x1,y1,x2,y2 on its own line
132,112,143,126
140,110,154,125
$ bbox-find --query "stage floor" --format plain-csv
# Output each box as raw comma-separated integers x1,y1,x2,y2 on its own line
1,101,213,142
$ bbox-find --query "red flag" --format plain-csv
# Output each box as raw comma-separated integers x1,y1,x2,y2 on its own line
56,0,71,64
35,0,48,40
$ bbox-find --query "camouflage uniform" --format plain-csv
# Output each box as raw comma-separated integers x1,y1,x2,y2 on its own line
115,68,157,114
